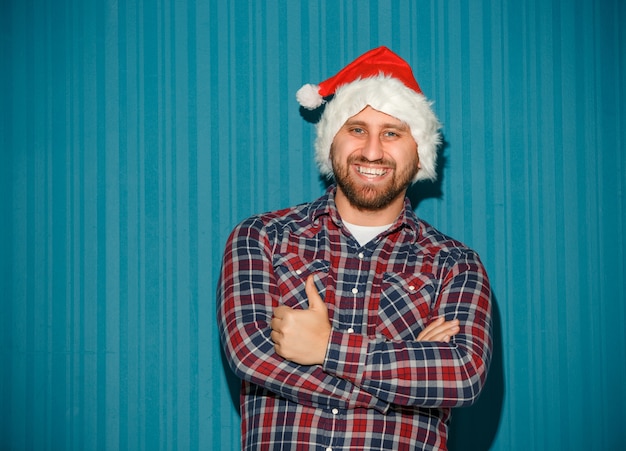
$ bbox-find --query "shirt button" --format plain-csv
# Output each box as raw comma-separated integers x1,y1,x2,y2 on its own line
296,269,303,275
408,285,415,291
332,408,339,415
351,287,358,294
358,252,364,259
326,448,333,451
347,328,354,333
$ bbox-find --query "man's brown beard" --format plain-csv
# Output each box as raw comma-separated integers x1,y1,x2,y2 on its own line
330,151,419,211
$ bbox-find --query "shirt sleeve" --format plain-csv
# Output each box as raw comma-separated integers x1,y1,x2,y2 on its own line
322,248,493,408
216,216,389,413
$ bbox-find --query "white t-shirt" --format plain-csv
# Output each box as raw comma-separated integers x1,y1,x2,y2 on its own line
343,220,394,247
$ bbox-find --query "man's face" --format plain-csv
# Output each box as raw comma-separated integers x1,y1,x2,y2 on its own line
330,106,420,211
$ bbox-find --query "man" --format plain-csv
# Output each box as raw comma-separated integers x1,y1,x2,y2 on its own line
217,47,493,450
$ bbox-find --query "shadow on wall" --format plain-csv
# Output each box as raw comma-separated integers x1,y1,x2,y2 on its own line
221,347,242,417
406,143,447,208
448,296,505,451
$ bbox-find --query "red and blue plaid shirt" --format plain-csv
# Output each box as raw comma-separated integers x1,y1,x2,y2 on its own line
217,186,492,450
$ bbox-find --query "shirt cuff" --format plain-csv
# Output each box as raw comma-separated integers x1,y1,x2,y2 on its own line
323,329,389,413
322,330,358,380
324,329,368,382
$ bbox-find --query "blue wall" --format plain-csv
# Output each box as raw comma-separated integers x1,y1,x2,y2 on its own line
2,0,625,449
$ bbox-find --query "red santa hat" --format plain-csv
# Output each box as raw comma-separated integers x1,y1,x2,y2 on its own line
296,46,441,182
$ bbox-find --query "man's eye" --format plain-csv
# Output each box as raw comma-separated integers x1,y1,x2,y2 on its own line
384,131,398,137
351,127,365,134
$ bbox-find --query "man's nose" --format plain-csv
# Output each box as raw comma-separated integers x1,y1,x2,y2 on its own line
360,135,384,161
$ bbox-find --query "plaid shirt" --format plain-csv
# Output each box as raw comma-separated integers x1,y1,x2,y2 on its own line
217,186,492,450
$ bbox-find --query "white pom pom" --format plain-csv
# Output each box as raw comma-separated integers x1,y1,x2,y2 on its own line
296,84,324,110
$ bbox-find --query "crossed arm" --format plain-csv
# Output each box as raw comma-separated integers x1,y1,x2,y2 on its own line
271,276,461,366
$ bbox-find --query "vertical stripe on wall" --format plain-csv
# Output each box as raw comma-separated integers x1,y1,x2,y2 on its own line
1,1,625,450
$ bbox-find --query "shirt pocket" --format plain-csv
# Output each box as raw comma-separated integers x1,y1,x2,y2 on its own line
376,272,438,340
272,253,330,309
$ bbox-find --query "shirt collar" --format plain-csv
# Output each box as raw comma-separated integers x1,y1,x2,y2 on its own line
309,185,421,242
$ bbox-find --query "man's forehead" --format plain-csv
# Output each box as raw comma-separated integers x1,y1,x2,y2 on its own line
343,106,410,130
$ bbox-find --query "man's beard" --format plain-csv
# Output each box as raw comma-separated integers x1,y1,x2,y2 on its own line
331,151,419,211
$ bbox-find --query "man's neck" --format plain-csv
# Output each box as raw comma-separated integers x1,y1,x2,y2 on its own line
334,188,406,226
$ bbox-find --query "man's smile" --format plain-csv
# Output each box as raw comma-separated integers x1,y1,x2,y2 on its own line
354,164,391,180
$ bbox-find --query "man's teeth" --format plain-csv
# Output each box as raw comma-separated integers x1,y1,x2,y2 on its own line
357,166,387,176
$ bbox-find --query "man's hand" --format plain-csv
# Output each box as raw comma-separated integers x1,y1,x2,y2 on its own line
271,276,332,365
417,317,460,343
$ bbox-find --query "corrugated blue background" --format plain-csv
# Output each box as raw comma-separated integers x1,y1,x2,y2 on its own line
1,0,625,449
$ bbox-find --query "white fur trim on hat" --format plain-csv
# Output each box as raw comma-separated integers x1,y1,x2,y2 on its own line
296,84,325,109
315,75,441,182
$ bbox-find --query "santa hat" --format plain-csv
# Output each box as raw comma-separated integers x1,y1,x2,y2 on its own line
296,46,441,182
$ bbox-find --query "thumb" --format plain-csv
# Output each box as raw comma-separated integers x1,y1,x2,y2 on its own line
305,275,326,312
